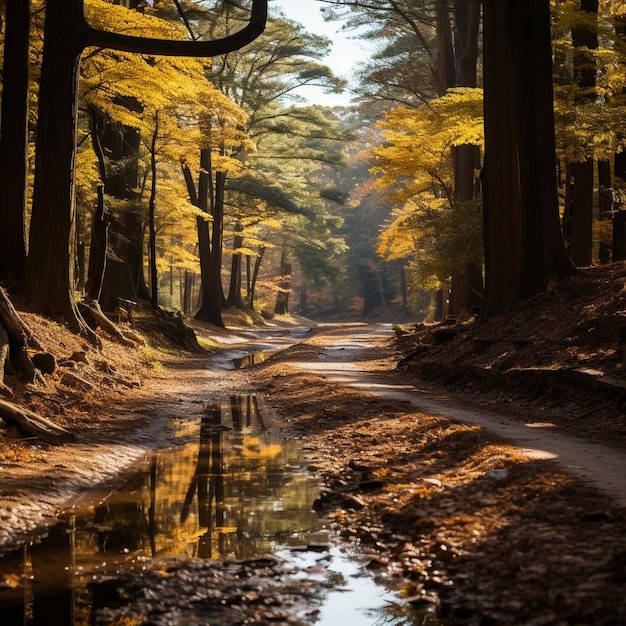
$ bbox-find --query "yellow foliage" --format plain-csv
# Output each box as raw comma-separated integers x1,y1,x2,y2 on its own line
371,89,484,289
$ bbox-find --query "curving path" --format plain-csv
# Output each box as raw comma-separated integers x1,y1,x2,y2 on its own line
295,323,626,508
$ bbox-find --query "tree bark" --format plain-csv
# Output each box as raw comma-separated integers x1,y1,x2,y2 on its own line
481,0,574,319
568,0,599,267
510,0,575,297
0,399,76,445
148,112,159,309
274,245,292,315
204,171,226,326
481,0,523,318
226,221,244,308
19,0,86,325
0,287,43,383
249,246,265,311
0,0,30,282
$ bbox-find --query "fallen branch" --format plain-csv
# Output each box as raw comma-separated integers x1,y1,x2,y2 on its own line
0,399,76,445
61,371,96,391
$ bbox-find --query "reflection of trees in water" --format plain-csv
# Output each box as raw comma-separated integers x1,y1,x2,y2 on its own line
0,395,322,624
178,395,316,560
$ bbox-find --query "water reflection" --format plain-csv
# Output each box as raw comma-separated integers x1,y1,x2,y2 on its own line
0,395,430,626
231,350,272,369
0,396,323,626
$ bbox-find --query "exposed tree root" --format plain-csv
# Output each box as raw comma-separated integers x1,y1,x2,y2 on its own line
0,287,45,384
79,298,139,348
0,399,76,445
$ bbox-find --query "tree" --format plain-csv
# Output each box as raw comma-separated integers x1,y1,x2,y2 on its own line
481,0,574,318
0,0,30,282
567,0,599,266
183,11,346,322
372,88,484,315
19,0,268,332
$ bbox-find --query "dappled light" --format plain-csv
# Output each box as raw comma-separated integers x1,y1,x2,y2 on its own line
1,0,626,624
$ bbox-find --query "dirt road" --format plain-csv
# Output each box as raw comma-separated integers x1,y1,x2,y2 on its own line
2,321,626,625
295,323,626,507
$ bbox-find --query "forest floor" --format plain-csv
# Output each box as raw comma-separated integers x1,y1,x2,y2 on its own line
0,262,625,625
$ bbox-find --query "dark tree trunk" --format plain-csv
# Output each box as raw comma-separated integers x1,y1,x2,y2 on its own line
19,0,88,326
614,150,626,261
85,186,109,301
398,262,409,314
274,245,292,315
203,171,226,326
568,0,599,266
434,0,455,97
299,282,307,315
86,109,109,301
148,112,159,308
248,246,265,311
481,0,523,318
597,160,612,264
481,0,573,319
189,145,225,327
183,271,193,316
449,0,482,317
0,0,30,282
511,0,575,297
226,220,244,308
182,156,212,318
97,100,150,311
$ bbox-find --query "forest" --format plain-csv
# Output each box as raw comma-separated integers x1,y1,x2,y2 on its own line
0,0,625,334
1,2,626,625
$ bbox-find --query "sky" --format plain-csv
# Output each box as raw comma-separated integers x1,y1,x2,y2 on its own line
270,0,371,106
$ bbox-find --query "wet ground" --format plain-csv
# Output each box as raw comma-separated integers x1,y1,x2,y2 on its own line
2,321,625,626
0,333,426,626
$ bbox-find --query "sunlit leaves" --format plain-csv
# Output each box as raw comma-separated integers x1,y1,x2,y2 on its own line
371,88,484,289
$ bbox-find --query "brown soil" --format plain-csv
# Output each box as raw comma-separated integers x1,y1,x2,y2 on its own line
1,264,626,625
247,325,626,626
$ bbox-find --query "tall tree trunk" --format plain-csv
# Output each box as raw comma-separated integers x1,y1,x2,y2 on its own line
85,108,109,301
0,0,30,282
204,171,226,326
186,147,224,327
398,262,409,315
434,0,455,97
510,0,575,298
97,99,149,311
449,0,482,317
481,0,523,318
274,245,291,315
481,0,573,319
249,246,265,311
614,151,626,261
597,159,612,264
226,220,244,308
19,0,88,328
148,112,159,308
568,0,599,266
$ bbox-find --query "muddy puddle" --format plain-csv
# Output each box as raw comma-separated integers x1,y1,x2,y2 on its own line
0,395,429,625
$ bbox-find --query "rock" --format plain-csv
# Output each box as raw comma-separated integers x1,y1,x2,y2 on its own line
486,468,509,480
70,350,89,364
359,479,386,492
343,494,367,510
31,352,57,375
